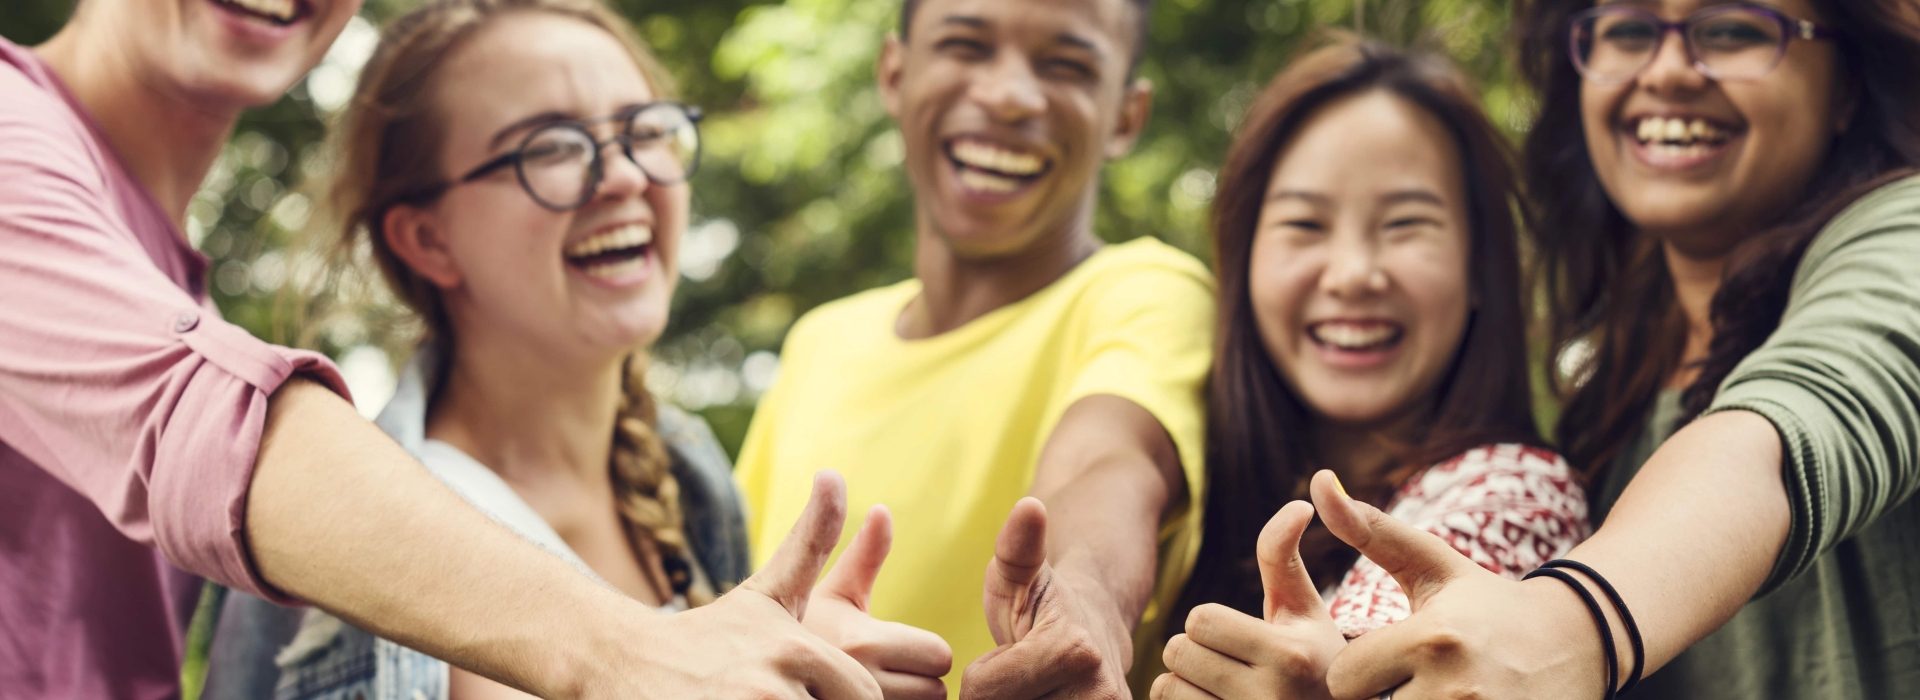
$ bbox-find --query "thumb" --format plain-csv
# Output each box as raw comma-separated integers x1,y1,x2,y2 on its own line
1310,469,1474,610
982,497,1049,644
1256,500,1327,622
741,470,848,619
818,504,893,609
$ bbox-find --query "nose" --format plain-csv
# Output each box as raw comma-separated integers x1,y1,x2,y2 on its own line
1319,229,1389,300
593,140,653,203
967,53,1045,123
1638,27,1710,96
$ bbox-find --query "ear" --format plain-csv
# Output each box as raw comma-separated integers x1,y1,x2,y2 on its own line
1105,77,1154,159
381,204,463,290
878,34,907,121
1833,85,1860,136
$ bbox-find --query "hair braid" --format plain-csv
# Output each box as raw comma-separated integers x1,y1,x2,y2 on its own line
609,354,711,606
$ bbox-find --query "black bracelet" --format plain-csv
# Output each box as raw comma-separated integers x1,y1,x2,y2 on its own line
1524,567,1618,700
1544,559,1645,694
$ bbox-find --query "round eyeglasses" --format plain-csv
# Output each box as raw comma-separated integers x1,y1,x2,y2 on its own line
1570,3,1834,85
418,102,703,212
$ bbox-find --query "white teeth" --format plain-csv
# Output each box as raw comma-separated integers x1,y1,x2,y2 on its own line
1311,323,1400,350
958,168,1021,194
951,140,1045,177
1633,116,1730,146
1663,118,1689,142
565,224,653,258
223,0,296,22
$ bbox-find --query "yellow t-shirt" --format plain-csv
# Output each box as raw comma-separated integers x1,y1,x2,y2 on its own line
735,237,1213,695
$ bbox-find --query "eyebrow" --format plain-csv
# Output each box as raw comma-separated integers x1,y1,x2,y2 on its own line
940,15,988,30
1380,189,1447,206
938,15,1108,61
1055,32,1105,60
488,111,572,151
487,103,649,151
1266,189,1447,206
1267,190,1331,206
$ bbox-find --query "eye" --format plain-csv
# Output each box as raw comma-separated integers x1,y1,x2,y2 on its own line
1598,18,1660,50
1041,58,1096,81
521,135,591,166
935,37,991,60
1274,218,1327,235
1693,17,1778,51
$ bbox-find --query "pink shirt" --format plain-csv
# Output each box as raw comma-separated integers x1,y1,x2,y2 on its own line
0,39,347,698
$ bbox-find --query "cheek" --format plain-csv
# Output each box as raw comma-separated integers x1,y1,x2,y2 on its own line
651,188,689,269
1579,81,1623,167
1394,253,1473,367
440,197,563,279
1246,239,1312,353
1734,84,1835,192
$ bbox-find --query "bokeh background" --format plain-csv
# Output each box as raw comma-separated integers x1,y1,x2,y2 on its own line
1,0,1522,455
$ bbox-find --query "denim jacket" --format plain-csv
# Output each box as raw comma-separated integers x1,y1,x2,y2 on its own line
201,344,751,700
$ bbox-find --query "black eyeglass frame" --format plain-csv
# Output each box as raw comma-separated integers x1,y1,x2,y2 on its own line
1569,3,1836,85
412,102,705,212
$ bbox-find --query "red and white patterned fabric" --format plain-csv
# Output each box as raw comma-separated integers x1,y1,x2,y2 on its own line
1327,443,1590,639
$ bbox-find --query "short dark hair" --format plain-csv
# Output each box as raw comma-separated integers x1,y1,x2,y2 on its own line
899,0,1153,73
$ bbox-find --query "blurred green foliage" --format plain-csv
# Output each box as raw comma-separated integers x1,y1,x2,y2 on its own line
2,0,1522,455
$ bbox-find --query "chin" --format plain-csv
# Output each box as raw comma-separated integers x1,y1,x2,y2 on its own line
1303,393,1399,427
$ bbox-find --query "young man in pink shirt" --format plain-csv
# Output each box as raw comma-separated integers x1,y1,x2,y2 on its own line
0,2,878,698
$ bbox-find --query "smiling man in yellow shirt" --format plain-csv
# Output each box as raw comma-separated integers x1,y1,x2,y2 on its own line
734,0,1212,697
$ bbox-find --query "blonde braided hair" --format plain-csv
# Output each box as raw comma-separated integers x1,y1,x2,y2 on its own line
612,353,710,605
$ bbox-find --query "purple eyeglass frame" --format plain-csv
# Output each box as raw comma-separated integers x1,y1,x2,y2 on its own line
1569,2,1836,84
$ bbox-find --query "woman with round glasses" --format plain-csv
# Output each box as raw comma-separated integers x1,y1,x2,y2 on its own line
240,0,948,698
1297,1,1920,699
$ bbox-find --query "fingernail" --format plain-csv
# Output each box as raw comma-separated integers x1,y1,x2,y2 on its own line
1331,472,1350,500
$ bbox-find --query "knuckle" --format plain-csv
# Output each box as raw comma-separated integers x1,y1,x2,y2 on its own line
1416,628,1470,662
1269,645,1320,679
1055,631,1104,674
839,631,883,661
1188,603,1231,631
1161,635,1192,670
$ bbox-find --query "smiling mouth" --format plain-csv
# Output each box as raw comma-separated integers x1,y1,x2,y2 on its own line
1309,321,1404,353
1626,115,1743,159
211,0,308,26
945,138,1052,195
565,223,654,279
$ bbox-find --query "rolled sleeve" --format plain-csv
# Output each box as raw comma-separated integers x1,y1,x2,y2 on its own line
155,319,348,601
1706,176,1920,594
0,71,347,600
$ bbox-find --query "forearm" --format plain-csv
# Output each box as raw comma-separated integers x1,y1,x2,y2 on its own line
1560,410,1790,680
246,379,650,697
1034,460,1169,651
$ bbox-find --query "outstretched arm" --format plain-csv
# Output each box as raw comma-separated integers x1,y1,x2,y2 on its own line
249,384,881,699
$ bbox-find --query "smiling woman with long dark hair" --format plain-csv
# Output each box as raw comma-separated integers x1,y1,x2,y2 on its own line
1152,38,1588,700
1304,2,1920,698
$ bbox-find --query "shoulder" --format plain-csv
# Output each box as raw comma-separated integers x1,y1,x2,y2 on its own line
1078,237,1214,295
656,403,733,483
0,71,104,204
1799,174,1920,270
1062,238,1215,326
783,278,918,348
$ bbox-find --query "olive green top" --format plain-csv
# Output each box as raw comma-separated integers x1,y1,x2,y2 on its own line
1592,175,1920,699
